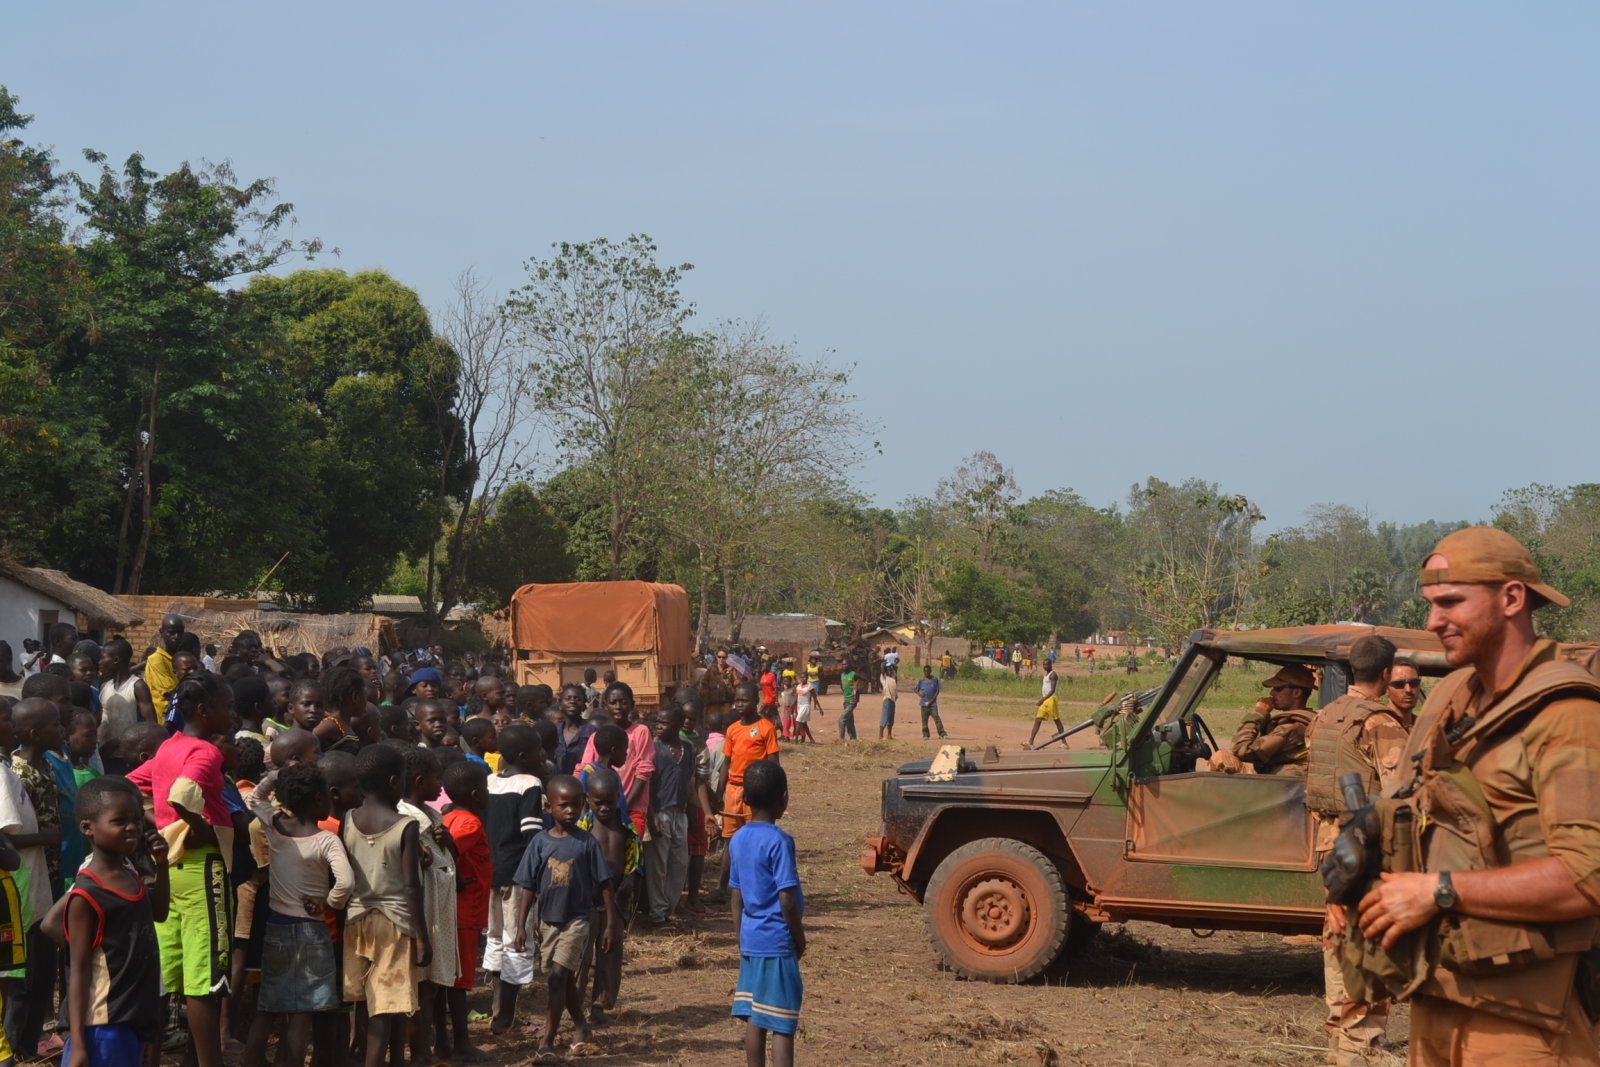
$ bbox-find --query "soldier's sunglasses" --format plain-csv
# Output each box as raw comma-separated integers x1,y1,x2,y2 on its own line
1389,679,1422,690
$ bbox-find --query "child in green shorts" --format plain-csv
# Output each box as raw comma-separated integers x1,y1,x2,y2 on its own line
126,672,237,1067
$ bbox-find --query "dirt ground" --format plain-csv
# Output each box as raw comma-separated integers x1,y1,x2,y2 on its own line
437,689,1405,1065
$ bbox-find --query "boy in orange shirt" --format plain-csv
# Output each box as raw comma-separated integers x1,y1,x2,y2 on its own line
718,682,779,897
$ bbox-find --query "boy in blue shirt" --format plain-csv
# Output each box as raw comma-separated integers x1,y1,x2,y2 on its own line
728,760,806,1067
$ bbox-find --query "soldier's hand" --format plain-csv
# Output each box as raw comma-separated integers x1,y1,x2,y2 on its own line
1208,751,1243,774
1357,871,1441,951
1325,901,1347,937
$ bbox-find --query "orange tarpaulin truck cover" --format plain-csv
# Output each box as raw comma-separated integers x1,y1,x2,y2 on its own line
509,581,692,664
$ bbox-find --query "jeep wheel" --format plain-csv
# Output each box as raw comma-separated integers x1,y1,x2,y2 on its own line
924,838,1070,983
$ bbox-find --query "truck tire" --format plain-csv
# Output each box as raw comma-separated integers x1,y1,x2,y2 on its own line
923,838,1071,983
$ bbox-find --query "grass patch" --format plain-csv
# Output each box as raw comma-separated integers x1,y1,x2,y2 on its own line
942,659,1276,710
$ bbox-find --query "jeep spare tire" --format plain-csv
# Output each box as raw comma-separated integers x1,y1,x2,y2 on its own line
924,837,1071,983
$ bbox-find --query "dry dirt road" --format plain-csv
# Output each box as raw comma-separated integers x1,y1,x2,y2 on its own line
445,691,1404,1066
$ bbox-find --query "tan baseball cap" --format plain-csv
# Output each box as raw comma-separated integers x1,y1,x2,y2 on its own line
1419,526,1568,608
1262,665,1315,690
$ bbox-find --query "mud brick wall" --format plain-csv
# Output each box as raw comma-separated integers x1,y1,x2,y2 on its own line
115,595,258,651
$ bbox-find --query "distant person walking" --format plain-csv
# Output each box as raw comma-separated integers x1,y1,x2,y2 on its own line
914,665,947,741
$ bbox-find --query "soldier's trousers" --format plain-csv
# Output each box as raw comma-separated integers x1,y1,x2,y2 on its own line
1408,994,1599,1066
1323,922,1387,1060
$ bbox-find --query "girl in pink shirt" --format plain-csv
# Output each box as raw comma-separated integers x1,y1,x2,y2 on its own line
577,683,654,836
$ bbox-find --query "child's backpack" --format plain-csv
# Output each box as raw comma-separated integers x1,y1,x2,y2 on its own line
0,869,28,969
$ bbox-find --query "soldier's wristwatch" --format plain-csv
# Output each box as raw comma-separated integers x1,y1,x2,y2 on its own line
1433,871,1458,913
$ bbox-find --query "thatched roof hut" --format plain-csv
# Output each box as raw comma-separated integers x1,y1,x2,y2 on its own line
0,557,142,641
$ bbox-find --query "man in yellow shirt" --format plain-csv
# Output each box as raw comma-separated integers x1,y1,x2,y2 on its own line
143,614,186,710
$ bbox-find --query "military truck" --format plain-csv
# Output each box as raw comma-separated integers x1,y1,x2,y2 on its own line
508,581,694,712
859,624,1449,983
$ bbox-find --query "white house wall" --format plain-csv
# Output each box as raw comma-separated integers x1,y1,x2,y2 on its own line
0,575,70,651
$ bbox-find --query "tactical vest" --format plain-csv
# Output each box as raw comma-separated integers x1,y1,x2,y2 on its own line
1304,693,1398,816
1337,652,1600,1030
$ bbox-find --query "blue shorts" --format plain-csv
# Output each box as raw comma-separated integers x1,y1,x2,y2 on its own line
61,1024,143,1067
259,916,339,1013
732,954,802,1035
879,700,896,728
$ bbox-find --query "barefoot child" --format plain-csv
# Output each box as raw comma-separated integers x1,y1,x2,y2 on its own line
242,763,353,1067
778,676,797,741
440,762,491,1061
719,685,780,899
513,776,616,1064
576,768,639,1023
729,760,806,1067
398,746,458,1064
60,777,171,1067
645,704,693,927
341,745,430,1067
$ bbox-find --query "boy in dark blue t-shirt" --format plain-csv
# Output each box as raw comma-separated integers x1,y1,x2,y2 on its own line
728,759,806,1067
512,775,615,1063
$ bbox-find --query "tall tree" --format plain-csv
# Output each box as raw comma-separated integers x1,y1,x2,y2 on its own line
458,482,574,610
1124,477,1262,646
1495,483,1600,640
423,269,533,621
1012,488,1123,640
242,268,468,612
659,320,865,645
65,152,322,592
507,235,694,579
934,450,1019,568
0,86,110,568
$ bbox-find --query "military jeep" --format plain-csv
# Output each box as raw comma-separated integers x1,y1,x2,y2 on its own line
860,625,1449,983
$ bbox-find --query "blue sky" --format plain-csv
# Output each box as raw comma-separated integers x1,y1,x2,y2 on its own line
8,2,1597,530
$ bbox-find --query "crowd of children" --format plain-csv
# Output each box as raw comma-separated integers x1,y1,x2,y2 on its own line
0,621,808,1067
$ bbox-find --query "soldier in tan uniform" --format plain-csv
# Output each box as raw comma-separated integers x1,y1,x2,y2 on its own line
1356,527,1600,1065
1307,635,1412,1064
1384,658,1424,724
1210,664,1315,776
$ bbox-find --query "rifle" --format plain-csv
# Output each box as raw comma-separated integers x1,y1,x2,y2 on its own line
1319,772,1380,905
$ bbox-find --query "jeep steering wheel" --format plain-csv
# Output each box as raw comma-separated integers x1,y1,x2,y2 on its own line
1186,712,1219,754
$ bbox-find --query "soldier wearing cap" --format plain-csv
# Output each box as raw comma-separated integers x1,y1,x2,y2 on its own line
1305,634,1411,1065
1355,527,1600,1064
1209,664,1315,776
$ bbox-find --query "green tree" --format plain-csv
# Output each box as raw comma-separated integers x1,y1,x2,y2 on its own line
459,482,574,610
508,235,694,580
657,320,865,645
1495,483,1600,640
1252,504,1391,624
933,451,1019,568
58,151,322,593
1012,488,1123,640
0,87,112,568
242,268,468,611
1124,477,1262,647
937,559,1050,643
